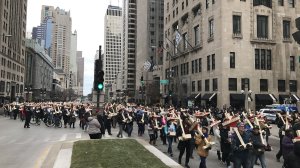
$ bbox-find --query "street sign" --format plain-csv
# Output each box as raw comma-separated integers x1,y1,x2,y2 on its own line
160,80,169,85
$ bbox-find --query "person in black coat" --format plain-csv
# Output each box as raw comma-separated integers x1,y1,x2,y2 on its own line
24,106,32,128
97,113,105,138
285,141,300,168
220,125,231,167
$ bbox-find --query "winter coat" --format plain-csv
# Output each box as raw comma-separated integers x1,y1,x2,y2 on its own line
195,134,212,157
231,131,251,159
220,128,231,153
282,135,294,160
87,117,101,134
250,132,265,155
285,141,300,168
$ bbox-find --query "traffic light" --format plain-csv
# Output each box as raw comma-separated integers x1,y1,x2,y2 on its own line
292,17,300,44
168,90,173,97
97,70,104,91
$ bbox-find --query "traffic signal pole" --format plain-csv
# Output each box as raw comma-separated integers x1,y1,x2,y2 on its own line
97,45,102,109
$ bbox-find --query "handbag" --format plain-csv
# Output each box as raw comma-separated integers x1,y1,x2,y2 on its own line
169,131,176,136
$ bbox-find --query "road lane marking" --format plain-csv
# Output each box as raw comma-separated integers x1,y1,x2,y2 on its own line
53,148,72,168
75,133,81,139
34,145,51,168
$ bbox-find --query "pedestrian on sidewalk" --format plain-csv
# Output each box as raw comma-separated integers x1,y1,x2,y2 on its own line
87,115,101,139
116,110,125,138
164,120,176,157
24,106,32,128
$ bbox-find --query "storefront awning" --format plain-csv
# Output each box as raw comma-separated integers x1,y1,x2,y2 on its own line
255,94,277,102
195,93,201,99
292,94,300,101
188,94,198,100
202,93,216,101
230,93,253,102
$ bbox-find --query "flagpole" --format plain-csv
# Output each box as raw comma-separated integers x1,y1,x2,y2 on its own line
176,29,195,50
165,36,185,56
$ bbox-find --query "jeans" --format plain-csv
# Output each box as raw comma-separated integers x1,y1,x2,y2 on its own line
117,124,124,137
251,152,266,168
167,136,174,154
200,156,207,168
178,140,191,165
234,155,251,168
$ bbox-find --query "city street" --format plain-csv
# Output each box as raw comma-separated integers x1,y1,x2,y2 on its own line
0,115,283,168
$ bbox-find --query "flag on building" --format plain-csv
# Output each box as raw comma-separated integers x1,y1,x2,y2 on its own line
175,30,182,46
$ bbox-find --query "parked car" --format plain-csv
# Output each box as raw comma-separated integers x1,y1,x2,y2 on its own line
259,109,282,123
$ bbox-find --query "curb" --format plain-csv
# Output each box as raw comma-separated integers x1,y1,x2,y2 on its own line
136,138,183,168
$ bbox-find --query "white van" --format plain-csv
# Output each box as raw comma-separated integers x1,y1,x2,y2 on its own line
259,109,282,123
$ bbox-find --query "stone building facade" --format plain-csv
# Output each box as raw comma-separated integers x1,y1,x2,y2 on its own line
163,0,300,110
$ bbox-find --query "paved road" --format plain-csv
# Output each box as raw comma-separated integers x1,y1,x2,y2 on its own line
0,116,89,168
0,115,284,168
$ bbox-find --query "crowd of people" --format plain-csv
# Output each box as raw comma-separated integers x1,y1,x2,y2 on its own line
1,102,300,168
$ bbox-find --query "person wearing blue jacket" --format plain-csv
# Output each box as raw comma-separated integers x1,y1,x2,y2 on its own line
164,120,176,157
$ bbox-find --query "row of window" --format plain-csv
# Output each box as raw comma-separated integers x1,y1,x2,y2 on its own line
190,78,297,93
1,58,24,73
0,81,23,93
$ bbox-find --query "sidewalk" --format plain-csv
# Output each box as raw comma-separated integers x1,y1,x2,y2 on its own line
42,130,182,168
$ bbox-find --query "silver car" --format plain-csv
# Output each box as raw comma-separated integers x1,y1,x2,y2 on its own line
259,109,282,123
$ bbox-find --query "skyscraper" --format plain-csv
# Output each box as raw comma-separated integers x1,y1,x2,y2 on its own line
70,30,78,95
76,51,84,96
122,0,137,100
104,5,122,95
40,6,72,90
0,0,28,103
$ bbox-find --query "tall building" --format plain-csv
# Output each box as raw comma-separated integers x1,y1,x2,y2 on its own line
121,0,137,100
25,39,54,102
104,5,122,85
31,10,53,56
0,0,28,103
70,30,78,95
40,6,72,90
163,0,300,110
135,0,164,104
76,51,84,96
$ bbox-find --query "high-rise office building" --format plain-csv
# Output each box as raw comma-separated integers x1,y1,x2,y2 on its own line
163,0,300,109
70,30,78,95
39,6,72,90
121,0,137,100
0,0,28,103
104,5,122,86
135,0,164,104
76,51,84,96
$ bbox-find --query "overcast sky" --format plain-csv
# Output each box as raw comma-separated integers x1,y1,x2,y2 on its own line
27,0,122,96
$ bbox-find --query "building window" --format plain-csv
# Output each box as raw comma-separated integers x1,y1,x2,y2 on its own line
260,79,268,92
209,19,214,38
290,56,295,71
192,60,195,74
192,81,195,92
241,78,250,90
183,32,188,50
230,52,235,68
213,78,218,91
212,0,215,4
283,20,291,39
255,49,272,70
266,50,272,70
199,58,202,72
194,25,200,45
261,49,266,70
206,0,209,9
186,0,188,6
195,59,198,73
289,80,297,92
254,0,272,8
288,0,295,7
212,54,215,70
229,78,237,91
198,80,202,91
0,81,5,92
257,15,268,38
278,80,286,92
205,79,209,91
278,0,284,6
233,15,241,35
207,55,210,71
